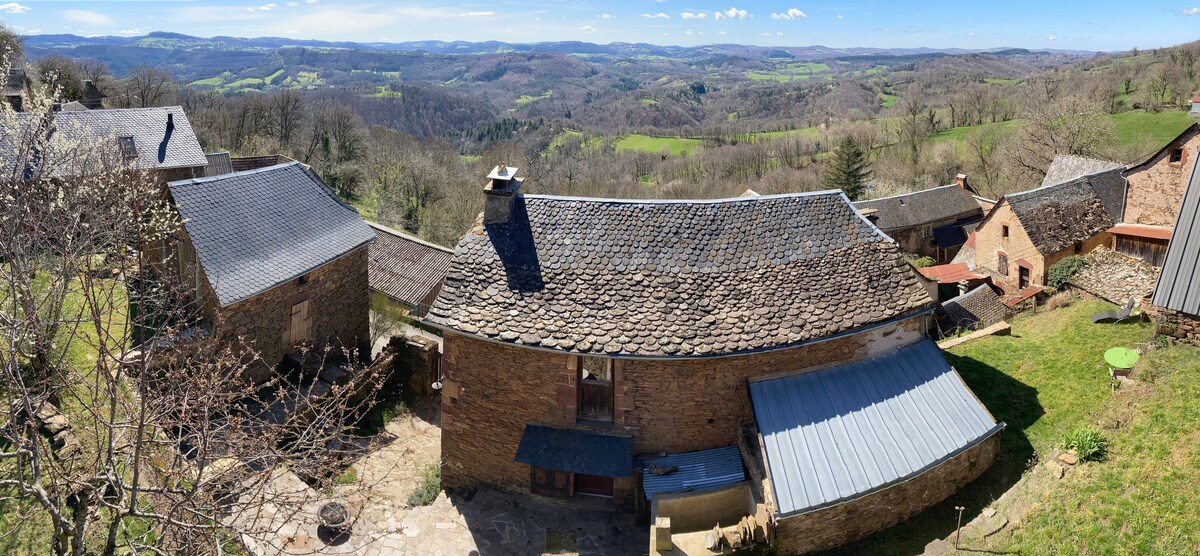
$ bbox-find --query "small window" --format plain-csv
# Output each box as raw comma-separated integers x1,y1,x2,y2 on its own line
1073,242,1082,254
1170,148,1184,163
296,274,309,286
998,253,1008,277
1001,225,1010,239
117,136,137,161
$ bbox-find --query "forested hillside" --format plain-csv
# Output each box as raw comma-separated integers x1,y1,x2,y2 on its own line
9,29,1200,247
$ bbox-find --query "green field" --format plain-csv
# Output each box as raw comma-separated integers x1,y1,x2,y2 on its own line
753,127,820,140
515,90,553,106
615,134,703,157
264,68,286,85
745,62,831,83
880,93,898,108
374,85,402,98
640,98,659,105
929,110,1193,157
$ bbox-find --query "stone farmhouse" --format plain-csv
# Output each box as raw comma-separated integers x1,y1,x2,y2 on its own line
157,162,375,383
1112,123,1200,266
1149,156,1200,345
425,166,1003,554
970,167,1126,293
367,222,454,318
853,176,984,263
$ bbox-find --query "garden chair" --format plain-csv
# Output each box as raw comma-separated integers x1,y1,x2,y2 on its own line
1091,297,1136,324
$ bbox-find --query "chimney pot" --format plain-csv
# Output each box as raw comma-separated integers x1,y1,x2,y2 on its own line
955,173,969,189
484,164,523,224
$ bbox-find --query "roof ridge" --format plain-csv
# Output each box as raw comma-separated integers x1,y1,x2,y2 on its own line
521,189,845,205
367,221,455,254
1008,173,1096,200
854,184,958,203
167,160,301,188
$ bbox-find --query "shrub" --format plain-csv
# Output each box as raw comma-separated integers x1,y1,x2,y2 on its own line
1062,427,1109,462
406,463,441,507
1047,255,1087,290
1044,291,1074,311
908,255,936,268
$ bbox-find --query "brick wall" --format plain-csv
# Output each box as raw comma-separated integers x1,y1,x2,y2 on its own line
1124,126,1200,227
439,315,929,495
214,247,370,383
773,432,1002,555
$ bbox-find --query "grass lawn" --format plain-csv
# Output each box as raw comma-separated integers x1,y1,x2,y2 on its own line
1109,110,1193,154
615,134,703,157
515,90,552,106
830,299,1158,554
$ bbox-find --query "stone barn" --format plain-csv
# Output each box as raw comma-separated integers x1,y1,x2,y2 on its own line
161,162,375,382
853,177,984,262
1150,152,1200,345
426,166,1002,554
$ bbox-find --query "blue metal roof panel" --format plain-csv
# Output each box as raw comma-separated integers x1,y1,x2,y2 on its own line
749,339,1000,517
514,424,634,478
1153,149,1200,315
641,445,745,498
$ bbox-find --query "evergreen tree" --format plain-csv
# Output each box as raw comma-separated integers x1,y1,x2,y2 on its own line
824,136,871,200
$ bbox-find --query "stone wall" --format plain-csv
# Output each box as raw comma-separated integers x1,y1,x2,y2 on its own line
773,431,1002,555
885,213,973,262
439,315,929,496
1041,232,1112,286
973,201,1043,292
1145,304,1200,346
215,248,370,383
1124,126,1200,227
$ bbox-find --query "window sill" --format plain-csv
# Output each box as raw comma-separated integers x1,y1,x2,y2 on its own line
576,418,615,429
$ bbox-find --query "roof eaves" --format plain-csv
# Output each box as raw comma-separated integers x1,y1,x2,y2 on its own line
217,240,373,308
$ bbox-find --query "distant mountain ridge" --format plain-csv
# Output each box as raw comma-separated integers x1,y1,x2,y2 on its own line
20,31,1097,59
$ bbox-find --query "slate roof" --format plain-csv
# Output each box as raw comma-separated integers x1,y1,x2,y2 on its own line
853,185,982,231
427,191,933,358
749,339,1003,517
1006,168,1125,254
231,154,295,173
168,162,375,307
367,222,454,315
2,69,24,97
1040,154,1124,187
641,445,746,499
0,107,206,172
1153,152,1200,315
514,424,634,477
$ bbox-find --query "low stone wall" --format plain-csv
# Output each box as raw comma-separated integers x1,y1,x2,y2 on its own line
1066,247,1159,305
1145,304,1200,345
652,483,755,533
773,431,1002,555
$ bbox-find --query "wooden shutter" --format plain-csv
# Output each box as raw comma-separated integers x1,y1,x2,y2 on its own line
288,300,311,344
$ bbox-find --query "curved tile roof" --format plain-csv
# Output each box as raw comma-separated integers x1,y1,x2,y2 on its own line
427,191,933,357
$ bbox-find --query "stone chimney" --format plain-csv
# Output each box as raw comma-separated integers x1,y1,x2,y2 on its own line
483,162,523,224
82,80,105,110
954,173,969,189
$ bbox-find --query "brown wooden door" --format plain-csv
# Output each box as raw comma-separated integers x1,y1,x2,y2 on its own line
1018,266,1031,289
288,300,311,345
530,467,570,499
574,474,613,497
578,381,613,423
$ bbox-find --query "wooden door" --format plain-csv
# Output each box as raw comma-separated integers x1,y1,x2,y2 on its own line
578,357,613,423
288,300,311,345
574,474,613,497
530,467,570,499
1018,266,1031,289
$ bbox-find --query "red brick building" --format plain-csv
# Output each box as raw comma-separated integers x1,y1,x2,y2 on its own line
425,167,1002,553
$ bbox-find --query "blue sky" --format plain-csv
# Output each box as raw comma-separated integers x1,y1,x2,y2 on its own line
0,1,1197,51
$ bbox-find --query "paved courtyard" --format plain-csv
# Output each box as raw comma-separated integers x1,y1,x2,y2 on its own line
244,395,647,555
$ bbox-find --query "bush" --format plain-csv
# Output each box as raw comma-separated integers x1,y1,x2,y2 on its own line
908,256,936,268
406,463,441,507
1047,255,1087,290
1044,291,1074,311
1062,427,1109,462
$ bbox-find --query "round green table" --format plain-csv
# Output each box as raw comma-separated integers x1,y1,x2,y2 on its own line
1104,347,1140,370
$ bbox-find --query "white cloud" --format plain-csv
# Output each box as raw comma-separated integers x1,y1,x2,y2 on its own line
306,0,318,3
62,9,112,25
713,7,749,20
967,31,975,36
771,8,806,20
836,14,844,19
1047,34,1056,40
685,29,703,35
1182,7,1200,15
681,11,706,19
287,1,299,6
118,28,145,35
580,25,596,33
718,30,727,35
598,13,613,19
463,11,494,16
641,12,670,19
0,3,30,15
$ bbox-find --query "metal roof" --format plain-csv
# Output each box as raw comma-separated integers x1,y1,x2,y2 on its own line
641,445,745,499
749,339,1002,517
514,424,634,478
1153,150,1200,315
168,162,375,307
203,151,233,177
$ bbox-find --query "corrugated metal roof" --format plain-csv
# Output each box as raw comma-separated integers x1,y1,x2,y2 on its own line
641,445,745,498
1153,150,1200,314
918,263,985,284
514,424,634,478
749,339,1001,517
